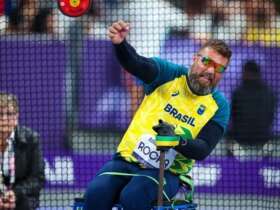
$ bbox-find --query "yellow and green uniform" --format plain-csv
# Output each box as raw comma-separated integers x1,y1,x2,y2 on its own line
117,57,229,175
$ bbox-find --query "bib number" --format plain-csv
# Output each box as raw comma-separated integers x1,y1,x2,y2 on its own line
133,134,177,169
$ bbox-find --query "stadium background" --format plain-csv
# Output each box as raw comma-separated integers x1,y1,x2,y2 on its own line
0,0,279,209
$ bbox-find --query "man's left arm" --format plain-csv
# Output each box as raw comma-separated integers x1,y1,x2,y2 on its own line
175,93,229,160
174,120,224,160
13,132,45,203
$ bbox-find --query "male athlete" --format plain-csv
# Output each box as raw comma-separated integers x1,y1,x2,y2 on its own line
85,20,232,210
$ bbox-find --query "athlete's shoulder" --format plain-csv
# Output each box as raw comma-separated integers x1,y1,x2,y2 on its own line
144,57,188,94
212,89,229,107
151,57,187,75
211,89,230,131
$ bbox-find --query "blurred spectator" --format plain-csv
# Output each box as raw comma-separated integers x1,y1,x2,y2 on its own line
0,0,6,32
46,8,75,39
180,0,213,41
227,60,277,159
0,0,11,33
6,0,39,34
274,0,280,14
126,0,188,57
31,4,99,39
30,8,52,34
243,0,280,46
173,0,247,42
0,92,45,210
209,0,247,41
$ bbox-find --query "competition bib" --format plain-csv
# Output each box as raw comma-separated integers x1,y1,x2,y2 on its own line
132,134,177,169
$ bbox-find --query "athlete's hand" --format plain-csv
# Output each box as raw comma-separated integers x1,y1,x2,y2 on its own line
153,119,180,149
108,20,130,44
152,119,176,136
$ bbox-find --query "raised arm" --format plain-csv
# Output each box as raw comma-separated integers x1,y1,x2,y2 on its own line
108,20,158,84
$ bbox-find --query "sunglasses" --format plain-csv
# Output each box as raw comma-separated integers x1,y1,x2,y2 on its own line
197,54,227,73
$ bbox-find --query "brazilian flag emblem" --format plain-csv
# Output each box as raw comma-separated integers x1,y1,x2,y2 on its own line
197,104,206,115
155,135,180,147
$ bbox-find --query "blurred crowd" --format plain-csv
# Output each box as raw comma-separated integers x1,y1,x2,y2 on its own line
0,0,279,51
0,0,97,39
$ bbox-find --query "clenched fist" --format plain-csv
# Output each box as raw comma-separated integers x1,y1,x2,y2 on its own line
107,20,130,44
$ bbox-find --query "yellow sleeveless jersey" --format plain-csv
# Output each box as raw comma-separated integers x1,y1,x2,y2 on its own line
117,57,229,175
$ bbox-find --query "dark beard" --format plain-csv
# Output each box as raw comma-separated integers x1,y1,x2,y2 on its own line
187,73,213,95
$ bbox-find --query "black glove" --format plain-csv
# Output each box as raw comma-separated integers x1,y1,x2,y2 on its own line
152,119,176,136
152,119,180,149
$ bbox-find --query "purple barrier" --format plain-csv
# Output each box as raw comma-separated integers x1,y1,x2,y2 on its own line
0,39,68,155
194,157,280,196
45,154,280,196
77,40,132,131
161,37,280,134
